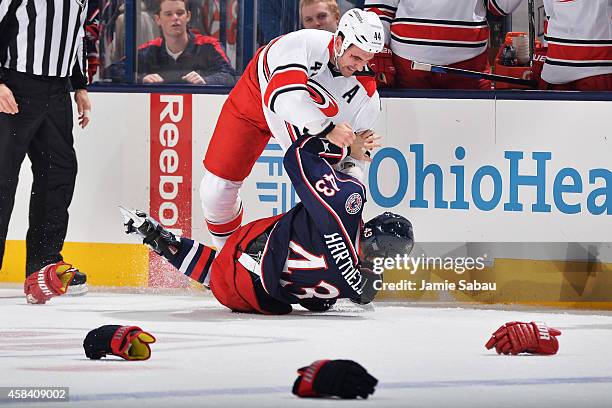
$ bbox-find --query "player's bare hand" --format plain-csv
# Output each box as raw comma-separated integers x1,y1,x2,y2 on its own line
359,130,382,151
0,84,18,114
74,89,91,129
182,71,206,85
326,122,355,148
142,74,164,84
350,130,382,162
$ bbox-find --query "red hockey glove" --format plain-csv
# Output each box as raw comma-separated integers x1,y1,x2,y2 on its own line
83,325,156,361
292,359,378,399
485,321,561,355
24,262,77,304
368,46,396,88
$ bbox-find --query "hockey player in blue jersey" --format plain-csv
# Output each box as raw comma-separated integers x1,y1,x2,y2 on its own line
121,132,414,314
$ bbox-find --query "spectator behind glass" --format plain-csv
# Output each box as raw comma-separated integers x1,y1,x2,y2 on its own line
300,0,340,32
98,0,158,80
112,2,158,64
138,0,235,85
82,0,102,83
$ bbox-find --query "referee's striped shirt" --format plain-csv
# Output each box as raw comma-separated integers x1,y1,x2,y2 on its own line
0,0,88,87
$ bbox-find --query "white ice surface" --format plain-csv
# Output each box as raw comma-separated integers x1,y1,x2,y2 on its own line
1,288,611,408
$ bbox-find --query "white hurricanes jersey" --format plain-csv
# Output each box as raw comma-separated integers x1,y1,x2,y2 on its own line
255,29,381,152
365,0,522,65
541,0,612,84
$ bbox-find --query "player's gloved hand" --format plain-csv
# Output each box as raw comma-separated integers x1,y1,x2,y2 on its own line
24,262,77,304
368,46,395,88
292,359,378,399
485,321,561,355
84,325,156,361
120,206,180,259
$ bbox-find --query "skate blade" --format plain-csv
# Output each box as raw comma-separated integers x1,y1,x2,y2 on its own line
332,299,375,312
66,283,88,296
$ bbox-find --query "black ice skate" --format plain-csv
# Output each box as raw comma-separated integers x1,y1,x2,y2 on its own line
66,268,88,296
119,206,180,258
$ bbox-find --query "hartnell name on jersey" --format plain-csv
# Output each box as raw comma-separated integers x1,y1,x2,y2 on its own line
324,233,364,294
369,144,610,215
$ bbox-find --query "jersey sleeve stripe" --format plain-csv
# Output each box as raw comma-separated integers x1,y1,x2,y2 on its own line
178,240,201,274
394,17,488,27
189,246,215,284
391,35,488,49
391,22,490,43
272,63,308,75
206,205,243,236
261,35,284,81
285,122,300,142
546,43,612,63
365,3,398,12
365,6,396,20
265,85,308,113
263,68,308,108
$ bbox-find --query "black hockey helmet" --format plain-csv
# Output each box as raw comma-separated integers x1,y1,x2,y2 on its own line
360,212,414,265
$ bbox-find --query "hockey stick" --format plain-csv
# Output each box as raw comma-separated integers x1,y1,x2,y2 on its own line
528,0,536,64
411,61,537,88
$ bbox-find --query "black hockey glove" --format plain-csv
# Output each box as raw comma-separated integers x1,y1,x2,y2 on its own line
84,325,156,361
292,359,378,399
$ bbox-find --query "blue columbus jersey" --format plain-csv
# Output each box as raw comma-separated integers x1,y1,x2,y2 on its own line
258,136,370,304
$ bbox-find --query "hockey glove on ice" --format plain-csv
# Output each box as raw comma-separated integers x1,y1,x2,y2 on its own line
292,359,378,399
485,321,561,355
24,262,77,304
84,325,156,361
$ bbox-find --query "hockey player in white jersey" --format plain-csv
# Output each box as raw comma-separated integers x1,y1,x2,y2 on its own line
540,0,612,91
201,9,385,249
365,0,522,89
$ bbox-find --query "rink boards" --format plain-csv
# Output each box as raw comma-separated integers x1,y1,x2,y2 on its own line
1,92,610,307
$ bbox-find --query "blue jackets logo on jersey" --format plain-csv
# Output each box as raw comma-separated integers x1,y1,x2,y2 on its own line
345,193,363,215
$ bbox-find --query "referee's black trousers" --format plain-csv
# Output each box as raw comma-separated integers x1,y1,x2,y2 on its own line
0,69,78,277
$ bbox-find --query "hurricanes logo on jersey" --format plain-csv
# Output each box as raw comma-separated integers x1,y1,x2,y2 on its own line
307,79,339,118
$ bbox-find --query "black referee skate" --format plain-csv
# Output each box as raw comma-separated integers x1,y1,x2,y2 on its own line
66,268,88,296
119,206,180,258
